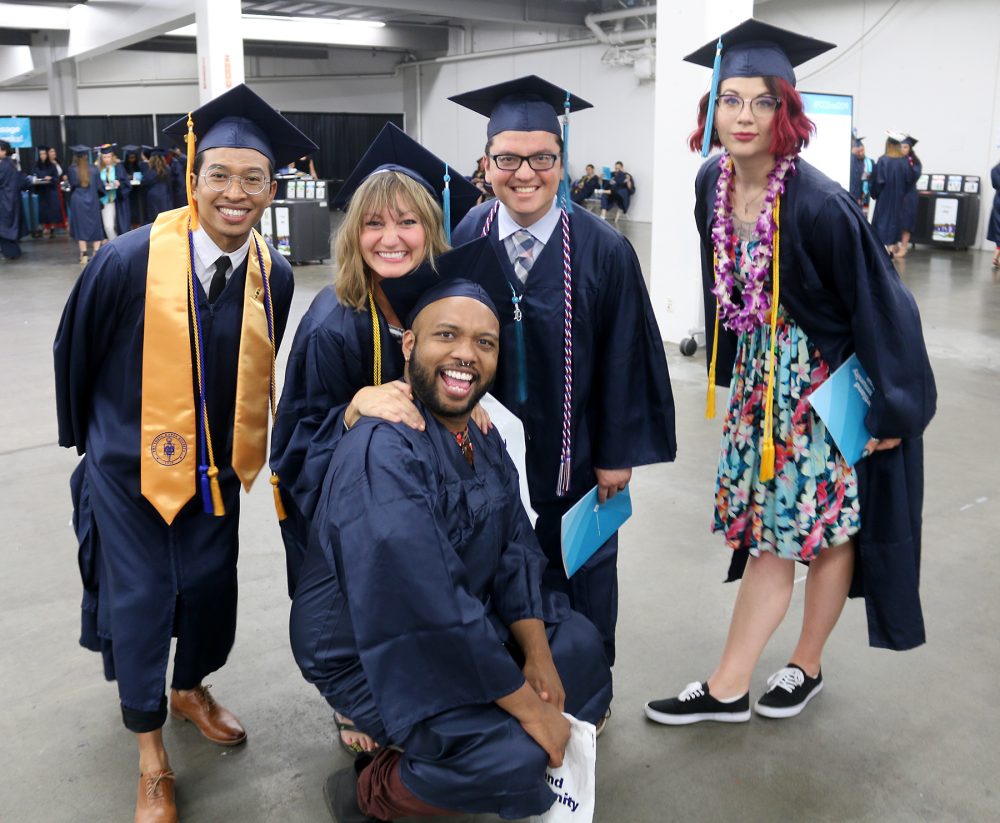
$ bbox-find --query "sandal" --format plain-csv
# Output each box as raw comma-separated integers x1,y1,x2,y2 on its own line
334,712,378,757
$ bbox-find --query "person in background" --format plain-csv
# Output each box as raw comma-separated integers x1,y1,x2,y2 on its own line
32,145,63,238
47,146,63,177
599,160,636,221
645,19,935,726
169,146,188,208
140,146,173,224
296,154,318,178
0,140,26,260
571,163,600,205
66,145,105,265
848,132,873,214
870,131,916,257
988,159,1000,267
470,155,491,202
98,144,132,241
898,135,922,258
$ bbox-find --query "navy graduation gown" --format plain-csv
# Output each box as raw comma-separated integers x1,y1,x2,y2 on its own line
570,173,598,204
901,155,922,232
104,162,133,236
695,156,937,651
453,202,676,663
31,161,63,224
67,164,105,242
140,162,173,224
290,409,612,818
987,163,1000,244
270,285,405,595
54,226,293,713
600,170,635,213
870,155,915,246
0,157,24,242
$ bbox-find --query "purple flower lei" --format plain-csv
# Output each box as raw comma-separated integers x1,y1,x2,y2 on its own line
711,152,796,333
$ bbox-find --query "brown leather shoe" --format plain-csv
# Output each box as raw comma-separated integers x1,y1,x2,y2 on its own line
134,770,177,823
169,685,247,746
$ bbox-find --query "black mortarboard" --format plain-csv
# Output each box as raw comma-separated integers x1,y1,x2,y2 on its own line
99,143,117,154
902,135,918,147
684,19,835,156
161,83,316,168
123,144,139,155
449,74,592,138
381,238,514,329
37,144,49,152
69,145,91,156
331,123,480,241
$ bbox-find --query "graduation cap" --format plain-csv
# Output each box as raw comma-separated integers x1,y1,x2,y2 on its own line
122,144,139,155
683,18,836,156
142,145,167,157
98,143,117,155
852,127,865,147
161,83,316,169
381,237,529,403
886,129,907,143
902,135,918,147
331,122,480,242
69,145,92,157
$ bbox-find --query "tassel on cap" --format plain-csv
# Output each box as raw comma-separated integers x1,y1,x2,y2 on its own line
701,37,724,157
442,164,452,245
185,113,199,230
270,473,287,521
560,90,574,214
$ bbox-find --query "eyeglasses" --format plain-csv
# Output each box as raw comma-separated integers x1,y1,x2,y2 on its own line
715,94,782,117
200,170,271,195
489,153,560,172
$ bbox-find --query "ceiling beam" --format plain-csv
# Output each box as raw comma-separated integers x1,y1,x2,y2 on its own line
66,0,197,61
294,0,591,27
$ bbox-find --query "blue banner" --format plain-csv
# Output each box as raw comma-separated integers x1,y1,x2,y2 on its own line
0,117,33,148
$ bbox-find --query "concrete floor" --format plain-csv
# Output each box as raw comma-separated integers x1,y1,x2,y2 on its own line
1,223,997,823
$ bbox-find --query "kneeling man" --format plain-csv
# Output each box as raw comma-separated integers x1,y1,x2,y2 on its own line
290,276,612,822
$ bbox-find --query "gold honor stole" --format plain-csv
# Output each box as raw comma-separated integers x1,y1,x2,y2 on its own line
140,207,275,525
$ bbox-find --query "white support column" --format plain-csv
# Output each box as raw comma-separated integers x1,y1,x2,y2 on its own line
195,0,244,103
648,1,752,344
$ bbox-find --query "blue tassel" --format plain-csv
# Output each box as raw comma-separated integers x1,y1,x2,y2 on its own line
199,465,213,514
510,288,528,405
701,37,724,157
442,164,452,245
562,90,574,214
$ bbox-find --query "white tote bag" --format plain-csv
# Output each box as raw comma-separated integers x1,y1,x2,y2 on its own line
528,714,597,823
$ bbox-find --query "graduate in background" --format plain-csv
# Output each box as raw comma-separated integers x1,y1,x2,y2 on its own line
645,19,935,726
66,145,105,265
450,76,676,699
570,162,599,204
54,84,314,823
32,145,63,237
989,159,1000,267
270,122,478,754
0,140,26,260
599,160,636,221
97,144,132,241
290,276,612,822
898,134,922,258
139,146,173,224
848,131,873,213
870,130,917,256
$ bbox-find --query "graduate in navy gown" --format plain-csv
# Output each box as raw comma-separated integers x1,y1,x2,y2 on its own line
54,84,314,823
989,160,1000,267
450,75,676,673
898,135,922,257
66,145,105,265
0,140,26,260
97,144,132,240
290,279,612,822
570,162,599,204
140,146,174,224
645,19,935,727
599,160,636,220
870,131,917,255
848,132,873,212
31,145,63,235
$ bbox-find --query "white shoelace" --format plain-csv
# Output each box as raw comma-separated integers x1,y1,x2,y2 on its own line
766,667,805,694
678,682,706,702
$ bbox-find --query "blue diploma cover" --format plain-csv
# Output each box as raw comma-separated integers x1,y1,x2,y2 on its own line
807,353,874,467
560,485,632,578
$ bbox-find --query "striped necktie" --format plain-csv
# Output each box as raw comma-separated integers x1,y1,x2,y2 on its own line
509,229,536,283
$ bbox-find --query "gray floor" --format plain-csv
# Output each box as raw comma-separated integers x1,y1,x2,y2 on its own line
1,225,997,823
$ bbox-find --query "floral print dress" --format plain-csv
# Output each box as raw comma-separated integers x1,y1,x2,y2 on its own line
712,220,861,561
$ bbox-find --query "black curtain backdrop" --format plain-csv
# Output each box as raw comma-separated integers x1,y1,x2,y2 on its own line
15,115,61,172
64,114,156,157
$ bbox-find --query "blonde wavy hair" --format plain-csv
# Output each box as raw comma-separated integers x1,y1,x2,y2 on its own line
334,170,448,310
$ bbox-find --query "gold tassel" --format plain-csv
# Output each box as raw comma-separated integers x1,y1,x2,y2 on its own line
185,112,199,230
706,252,722,420
270,473,287,521
207,465,225,516
758,194,781,483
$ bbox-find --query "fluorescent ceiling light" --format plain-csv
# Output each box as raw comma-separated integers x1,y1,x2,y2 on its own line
166,14,385,44
243,14,384,29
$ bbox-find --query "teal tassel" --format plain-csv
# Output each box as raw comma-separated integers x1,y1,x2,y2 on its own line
701,37,723,157
510,287,528,404
442,164,452,245
562,90,574,214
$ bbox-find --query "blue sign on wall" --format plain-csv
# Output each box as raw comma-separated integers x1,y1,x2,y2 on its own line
0,117,33,148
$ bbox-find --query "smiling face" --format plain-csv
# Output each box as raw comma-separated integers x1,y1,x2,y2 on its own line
190,147,276,253
47,148,58,163
403,296,499,426
715,76,775,164
485,130,562,227
359,196,428,281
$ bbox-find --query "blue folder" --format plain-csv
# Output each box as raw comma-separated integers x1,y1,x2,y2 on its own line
807,353,874,467
560,485,632,578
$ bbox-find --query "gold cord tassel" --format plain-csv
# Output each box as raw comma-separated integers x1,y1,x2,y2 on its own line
759,195,781,482
270,473,287,521
368,289,383,386
207,465,225,516
706,294,721,420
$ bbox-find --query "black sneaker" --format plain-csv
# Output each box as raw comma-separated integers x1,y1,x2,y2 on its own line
644,681,750,725
754,665,823,718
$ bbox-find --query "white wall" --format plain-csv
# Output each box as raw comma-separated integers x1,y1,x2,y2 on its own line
759,0,1000,250
405,36,657,222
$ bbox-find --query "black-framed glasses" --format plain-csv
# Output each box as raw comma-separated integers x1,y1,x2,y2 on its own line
489,153,560,172
200,170,271,195
715,94,782,117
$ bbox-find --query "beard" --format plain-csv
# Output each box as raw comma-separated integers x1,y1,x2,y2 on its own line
408,340,495,422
